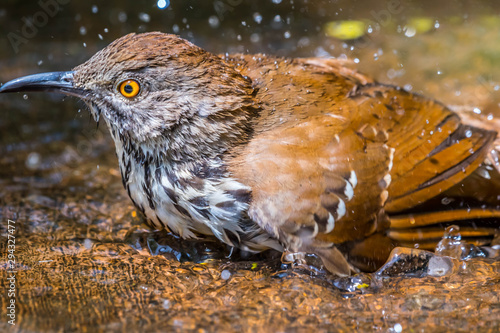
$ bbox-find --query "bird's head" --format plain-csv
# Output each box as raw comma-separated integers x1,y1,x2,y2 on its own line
0,32,255,149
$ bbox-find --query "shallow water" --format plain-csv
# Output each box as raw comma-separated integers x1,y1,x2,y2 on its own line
1,1,500,332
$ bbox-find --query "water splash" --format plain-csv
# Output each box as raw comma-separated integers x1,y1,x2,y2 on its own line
435,225,463,258
436,225,500,260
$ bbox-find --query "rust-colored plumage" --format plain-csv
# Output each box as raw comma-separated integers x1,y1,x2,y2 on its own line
1,32,499,275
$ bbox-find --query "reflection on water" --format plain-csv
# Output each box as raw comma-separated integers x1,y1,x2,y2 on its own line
0,1,500,332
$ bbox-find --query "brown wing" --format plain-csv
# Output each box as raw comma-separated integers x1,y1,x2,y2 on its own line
348,85,496,212
231,114,392,240
229,112,394,275
228,56,497,274
337,85,497,266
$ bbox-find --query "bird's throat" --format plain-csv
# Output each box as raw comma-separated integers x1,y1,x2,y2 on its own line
105,117,277,252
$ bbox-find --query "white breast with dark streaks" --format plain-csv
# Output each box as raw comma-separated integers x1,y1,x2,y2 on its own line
108,125,281,252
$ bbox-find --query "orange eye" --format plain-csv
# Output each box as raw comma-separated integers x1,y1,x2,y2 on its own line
118,79,140,98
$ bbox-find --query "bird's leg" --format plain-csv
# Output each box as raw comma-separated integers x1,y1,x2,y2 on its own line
281,250,307,266
280,250,328,275
225,246,235,259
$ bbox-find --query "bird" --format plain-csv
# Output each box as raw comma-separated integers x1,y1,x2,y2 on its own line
1,32,499,275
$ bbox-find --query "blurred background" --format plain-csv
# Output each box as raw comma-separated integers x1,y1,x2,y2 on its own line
1,0,500,153
1,1,500,332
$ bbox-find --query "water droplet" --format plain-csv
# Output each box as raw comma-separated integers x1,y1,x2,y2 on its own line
84,238,93,249
241,21,247,27
441,197,454,205
157,0,169,9
162,299,171,309
26,152,40,169
23,94,28,100
446,225,461,241
435,225,464,258
284,31,291,39
297,37,310,47
208,16,219,28
250,33,260,43
79,26,87,35
172,24,179,33
236,35,242,41
253,12,262,24
274,15,281,23
386,68,405,79
139,12,151,23
98,34,103,40
404,26,416,37
104,28,109,33
473,107,481,114
91,5,98,14
394,323,403,333
272,0,282,3
478,167,491,179
465,129,472,138
314,46,331,58
118,11,127,23
37,60,43,66
221,270,231,280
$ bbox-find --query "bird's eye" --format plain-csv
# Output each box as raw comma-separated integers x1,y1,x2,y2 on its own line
118,79,140,98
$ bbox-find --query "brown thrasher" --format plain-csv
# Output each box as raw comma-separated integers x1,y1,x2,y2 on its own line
1,32,499,275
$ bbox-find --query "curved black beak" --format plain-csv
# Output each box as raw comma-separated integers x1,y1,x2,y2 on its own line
0,71,86,98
